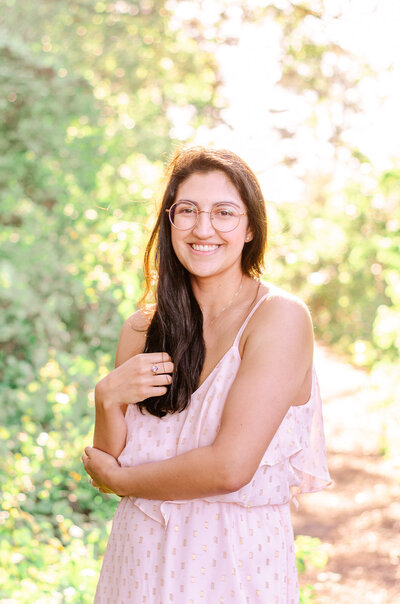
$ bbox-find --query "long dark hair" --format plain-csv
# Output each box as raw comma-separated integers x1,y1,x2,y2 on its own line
138,147,268,417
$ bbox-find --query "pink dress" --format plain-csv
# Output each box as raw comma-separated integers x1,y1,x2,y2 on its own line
94,294,331,604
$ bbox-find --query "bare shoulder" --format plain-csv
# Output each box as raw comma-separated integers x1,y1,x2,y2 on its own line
238,283,314,393
246,282,314,347
260,282,312,322
115,307,153,367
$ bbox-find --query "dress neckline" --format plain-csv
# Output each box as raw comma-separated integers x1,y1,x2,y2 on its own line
191,345,240,398
192,291,272,397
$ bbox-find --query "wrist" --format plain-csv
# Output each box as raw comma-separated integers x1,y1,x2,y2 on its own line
107,465,126,497
94,378,115,410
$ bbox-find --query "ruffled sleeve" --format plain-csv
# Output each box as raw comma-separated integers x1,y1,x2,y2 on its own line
263,364,331,495
203,364,332,508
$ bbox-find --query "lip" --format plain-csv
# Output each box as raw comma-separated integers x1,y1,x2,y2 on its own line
188,243,221,254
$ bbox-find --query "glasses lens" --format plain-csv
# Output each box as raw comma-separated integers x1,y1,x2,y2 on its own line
170,202,197,229
211,204,241,232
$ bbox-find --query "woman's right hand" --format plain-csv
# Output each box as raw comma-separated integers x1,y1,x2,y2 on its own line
95,352,174,409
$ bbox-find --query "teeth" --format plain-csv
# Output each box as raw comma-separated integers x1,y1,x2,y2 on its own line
191,244,219,251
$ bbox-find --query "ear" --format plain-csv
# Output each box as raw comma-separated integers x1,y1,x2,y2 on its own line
245,229,253,243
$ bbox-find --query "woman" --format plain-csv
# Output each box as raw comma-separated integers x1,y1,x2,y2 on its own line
82,147,331,603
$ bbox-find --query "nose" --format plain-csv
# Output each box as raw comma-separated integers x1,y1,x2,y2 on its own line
192,210,215,238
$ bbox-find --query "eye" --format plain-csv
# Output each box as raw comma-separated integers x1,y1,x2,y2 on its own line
214,205,237,217
175,203,196,215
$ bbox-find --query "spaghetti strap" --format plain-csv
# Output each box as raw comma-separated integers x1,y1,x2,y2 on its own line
233,289,274,347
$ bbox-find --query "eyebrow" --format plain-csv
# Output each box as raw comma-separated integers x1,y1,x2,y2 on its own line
176,199,242,208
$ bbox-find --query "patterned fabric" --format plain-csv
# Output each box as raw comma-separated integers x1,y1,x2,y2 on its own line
94,294,331,603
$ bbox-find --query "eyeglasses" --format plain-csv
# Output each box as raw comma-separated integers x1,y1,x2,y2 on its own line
166,201,247,233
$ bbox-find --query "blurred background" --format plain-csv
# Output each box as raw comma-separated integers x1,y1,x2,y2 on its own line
0,0,399,602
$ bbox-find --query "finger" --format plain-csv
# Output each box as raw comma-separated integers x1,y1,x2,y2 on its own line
90,479,104,491
152,373,172,386
148,386,169,397
160,361,174,374
84,446,92,456
146,352,172,364
150,361,174,375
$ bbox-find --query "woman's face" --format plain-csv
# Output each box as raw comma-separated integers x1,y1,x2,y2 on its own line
170,170,252,280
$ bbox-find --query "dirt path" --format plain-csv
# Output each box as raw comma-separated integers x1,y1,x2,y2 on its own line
292,345,400,604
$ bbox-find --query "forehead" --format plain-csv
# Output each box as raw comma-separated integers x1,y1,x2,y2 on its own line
176,170,244,206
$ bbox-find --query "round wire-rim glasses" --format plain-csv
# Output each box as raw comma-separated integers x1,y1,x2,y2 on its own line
166,201,247,233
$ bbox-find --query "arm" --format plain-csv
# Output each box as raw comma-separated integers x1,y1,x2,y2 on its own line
92,310,173,458
84,295,314,498
92,316,142,458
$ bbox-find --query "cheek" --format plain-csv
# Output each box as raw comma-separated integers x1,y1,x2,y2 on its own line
238,224,251,245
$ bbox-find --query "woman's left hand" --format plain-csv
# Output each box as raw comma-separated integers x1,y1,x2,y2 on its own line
82,446,121,495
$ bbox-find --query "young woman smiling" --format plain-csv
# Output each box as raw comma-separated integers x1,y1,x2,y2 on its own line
82,147,331,603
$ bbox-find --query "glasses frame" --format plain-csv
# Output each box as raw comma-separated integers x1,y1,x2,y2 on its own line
166,201,248,233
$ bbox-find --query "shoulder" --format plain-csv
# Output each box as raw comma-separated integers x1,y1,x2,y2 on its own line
244,282,314,351
257,281,312,322
115,307,153,367
239,282,314,382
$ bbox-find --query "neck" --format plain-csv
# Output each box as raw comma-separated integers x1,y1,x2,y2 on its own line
191,271,255,325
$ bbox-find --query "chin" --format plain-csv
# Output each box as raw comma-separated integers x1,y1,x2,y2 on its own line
189,264,232,279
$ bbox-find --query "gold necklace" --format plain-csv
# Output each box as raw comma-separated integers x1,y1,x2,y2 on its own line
204,275,244,327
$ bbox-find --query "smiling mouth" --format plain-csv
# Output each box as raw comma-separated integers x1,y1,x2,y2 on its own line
190,244,220,252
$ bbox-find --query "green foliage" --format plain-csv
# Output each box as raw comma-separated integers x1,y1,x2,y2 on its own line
0,351,119,602
295,534,329,574
0,1,224,600
256,1,400,372
269,166,400,368
1,0,398,600
295,535,329,603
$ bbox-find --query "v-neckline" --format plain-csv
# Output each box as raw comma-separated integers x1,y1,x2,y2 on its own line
192,290,271,397
192,345,240,398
